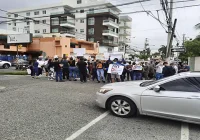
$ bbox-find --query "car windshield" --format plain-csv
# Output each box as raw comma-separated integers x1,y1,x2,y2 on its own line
140,74,180,87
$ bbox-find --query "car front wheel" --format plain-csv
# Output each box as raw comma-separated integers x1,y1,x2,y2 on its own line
108,96,137,118
3,64,10,69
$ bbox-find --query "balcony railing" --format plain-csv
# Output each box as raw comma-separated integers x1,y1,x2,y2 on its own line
87,9,119,16
60,30,75,35
103,40,118,46
103,19,118,27
60,20,75,25
103,30,118,36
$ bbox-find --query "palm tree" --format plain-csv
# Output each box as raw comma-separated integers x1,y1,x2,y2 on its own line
195,23,200,29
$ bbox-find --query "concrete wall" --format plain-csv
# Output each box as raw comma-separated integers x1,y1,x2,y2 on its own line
189,57,200,71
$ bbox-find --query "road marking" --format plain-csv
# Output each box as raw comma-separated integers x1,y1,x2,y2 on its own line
181,123,189,140
65,111,109,140
0,86,5,90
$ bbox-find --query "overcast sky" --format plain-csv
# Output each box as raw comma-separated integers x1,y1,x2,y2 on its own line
0,0,200,51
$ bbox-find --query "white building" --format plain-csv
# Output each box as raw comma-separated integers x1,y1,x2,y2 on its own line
7,0,132,53
118,15,132,53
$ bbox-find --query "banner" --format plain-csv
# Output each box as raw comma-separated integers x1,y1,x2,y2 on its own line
107,64,124,75
132,65,143,71
96,54,105,60
73,48,86,56
110,54,123,61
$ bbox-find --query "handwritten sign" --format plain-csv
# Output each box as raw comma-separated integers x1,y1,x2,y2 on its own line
132,65,143,70
107,64,124,75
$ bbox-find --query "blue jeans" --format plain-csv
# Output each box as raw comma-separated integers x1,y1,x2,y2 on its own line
56,70,62,81
132,71,142,80
69,67,77,79
156,73,163,80
97,69,105,81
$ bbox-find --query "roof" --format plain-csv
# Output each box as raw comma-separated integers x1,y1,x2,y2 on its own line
8,3,73,13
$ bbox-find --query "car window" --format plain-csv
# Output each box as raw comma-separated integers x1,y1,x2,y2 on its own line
186,77,200,90
160,78,199,92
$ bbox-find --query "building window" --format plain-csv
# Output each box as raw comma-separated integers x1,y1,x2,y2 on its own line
4,44,10,49
80,10,84,13
51,18,59,25
13,27,16,31
27,22,30,25
43,29,46,33
52,28,59,33
43,10,46,14
88,38,94,42
26,12,30,16
108,48,113,53
34,20,40,24
80,19,84,23
8,15,11,17
8,23,11,25
14,14,18,17
35,30,40,33
76,19,79,22
89,8,94,14
14,23,16,26
88,28,94,35
76,10,79,13
27,31,30,33
80,29,84,33
34,11,39,15
42,20,46,24
88,17,95,25
77,0,82,4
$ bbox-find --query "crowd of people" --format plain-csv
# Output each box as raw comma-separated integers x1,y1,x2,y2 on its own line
28,55,190,83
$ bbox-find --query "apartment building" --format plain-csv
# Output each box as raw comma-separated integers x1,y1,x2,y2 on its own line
7,0,131,53
7,3,74,37
118,15,132,52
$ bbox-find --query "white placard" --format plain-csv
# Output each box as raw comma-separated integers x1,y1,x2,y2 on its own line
96,55,105,60
110,54,123,61
132,65,143,70
7,34,32,43
107,64,124,75
73,48,86,56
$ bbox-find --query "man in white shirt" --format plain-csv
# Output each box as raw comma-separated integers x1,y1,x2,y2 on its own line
37,57,45,76
156,61,164,80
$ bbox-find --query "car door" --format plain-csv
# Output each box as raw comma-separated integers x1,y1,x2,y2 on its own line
141,77,200,122
0,60,2,67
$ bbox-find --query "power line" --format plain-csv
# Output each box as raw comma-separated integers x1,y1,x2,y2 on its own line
169,0,198,3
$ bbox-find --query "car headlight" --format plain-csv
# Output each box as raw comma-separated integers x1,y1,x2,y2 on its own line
99,88,113,94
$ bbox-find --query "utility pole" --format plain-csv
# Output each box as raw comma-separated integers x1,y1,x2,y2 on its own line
167,18,177,58
166,0,173,59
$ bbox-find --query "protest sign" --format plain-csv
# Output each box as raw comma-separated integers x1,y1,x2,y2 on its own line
73,48,86,56
110,53,123,61
132,65,143,70
96,54,105,60
107,64,124,75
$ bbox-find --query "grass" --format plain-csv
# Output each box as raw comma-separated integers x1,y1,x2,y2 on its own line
0,71,28,75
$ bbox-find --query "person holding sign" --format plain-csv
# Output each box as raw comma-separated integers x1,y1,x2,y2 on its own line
132,62,143,80
96,60,106,83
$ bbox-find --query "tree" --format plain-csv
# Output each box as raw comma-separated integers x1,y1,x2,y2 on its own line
158,45,167,59
179,39,200,61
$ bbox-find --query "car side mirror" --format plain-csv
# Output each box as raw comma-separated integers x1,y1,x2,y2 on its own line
154,86,161,92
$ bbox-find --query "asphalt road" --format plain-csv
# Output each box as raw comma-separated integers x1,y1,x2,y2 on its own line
0,75,199,140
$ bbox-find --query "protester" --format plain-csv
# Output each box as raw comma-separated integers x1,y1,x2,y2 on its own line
126,62,132,81
44,58,49,76
111,58,121,83
77,57,87,83
96,60,106,83
162,62,175,78
37,57,45,76
69,57,77,81
143,62,150,80
33,59,39,79
53,57,63,82
155,61,164,80
61,57,69,81
132,62,143,80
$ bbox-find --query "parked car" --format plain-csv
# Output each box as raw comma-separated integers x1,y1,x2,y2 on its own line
0,60,11,69
96,72,200,124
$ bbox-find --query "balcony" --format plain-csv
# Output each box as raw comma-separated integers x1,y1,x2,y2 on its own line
60,30,75,38
103,19,119,29
119,31,131,36
60,21,75,28
119,16,132,22
87,9,119,17
119,22,131,29
102,30,118,38
102,40,118,47
119,39,131,44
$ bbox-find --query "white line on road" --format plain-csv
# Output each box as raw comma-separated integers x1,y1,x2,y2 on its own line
181,123,189,140
0,86,5,90
65,111,109,140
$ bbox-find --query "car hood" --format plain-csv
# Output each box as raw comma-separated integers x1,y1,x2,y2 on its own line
102,81,144,88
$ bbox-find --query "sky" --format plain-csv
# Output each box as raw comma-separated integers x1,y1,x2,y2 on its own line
0,0,200,52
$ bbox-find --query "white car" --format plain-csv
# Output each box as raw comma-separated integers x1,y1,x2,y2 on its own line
96,72,200,124
0,60,11,69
